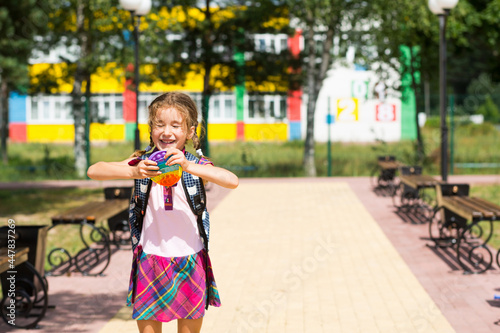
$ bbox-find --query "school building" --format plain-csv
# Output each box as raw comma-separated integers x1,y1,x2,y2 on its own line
8,31,416,144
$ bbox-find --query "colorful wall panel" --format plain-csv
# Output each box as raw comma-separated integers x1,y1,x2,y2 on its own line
89,124,125,141
27,124,74,142
9,92,27,142
207,124,237,141
244,123,287,141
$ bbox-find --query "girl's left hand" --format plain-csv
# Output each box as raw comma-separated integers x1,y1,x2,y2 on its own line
165,148,190,170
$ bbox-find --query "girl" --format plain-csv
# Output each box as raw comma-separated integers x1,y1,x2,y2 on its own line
87,92,238,333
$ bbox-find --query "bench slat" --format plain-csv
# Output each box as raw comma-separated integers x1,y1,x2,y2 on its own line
442,197,483,220
453,196,493,218
52,199,129,225
400,175,440,189
471,197,500,216
378,161,400,169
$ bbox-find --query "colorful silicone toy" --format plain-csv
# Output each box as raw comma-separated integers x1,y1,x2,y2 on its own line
149,150,182,187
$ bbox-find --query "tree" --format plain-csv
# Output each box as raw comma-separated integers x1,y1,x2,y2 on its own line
32,0,125,177
446,0,500,98
148,0,292,155
366,0,500,161
286,0,366,176
0,1,47,164
364,0,438,163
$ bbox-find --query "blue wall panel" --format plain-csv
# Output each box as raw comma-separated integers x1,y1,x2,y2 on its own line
9,92,27,123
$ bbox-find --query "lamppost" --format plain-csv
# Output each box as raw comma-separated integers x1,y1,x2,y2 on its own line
428,0,458,182
119,0,152,150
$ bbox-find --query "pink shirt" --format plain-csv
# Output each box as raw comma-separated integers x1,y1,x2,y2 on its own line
139,181,204,257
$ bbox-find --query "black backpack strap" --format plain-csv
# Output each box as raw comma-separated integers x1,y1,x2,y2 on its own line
134,179,153,233
181,158,211,310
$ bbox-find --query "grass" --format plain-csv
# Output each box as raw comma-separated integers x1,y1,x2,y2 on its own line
470,185,500,250
1,122,499,181
0,188,104,271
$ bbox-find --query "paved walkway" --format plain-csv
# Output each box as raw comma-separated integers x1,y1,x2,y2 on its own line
2,176,500,332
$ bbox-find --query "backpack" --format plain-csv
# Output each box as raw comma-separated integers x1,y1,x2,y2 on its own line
128,151,210,252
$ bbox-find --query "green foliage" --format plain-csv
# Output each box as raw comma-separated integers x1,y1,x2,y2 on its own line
477,95,500,123
30,0,126,93
0,143,76,181
463,73,500,121
0,1,47,92
144,1,292,92
455,122,498,137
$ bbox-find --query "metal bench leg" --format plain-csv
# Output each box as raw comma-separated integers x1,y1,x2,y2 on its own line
74,222,111,276
0,261,49,329
456,220,493,274
428,207,460,247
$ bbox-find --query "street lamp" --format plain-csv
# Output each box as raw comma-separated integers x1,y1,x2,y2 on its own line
119,0,152,150
428,0,458,182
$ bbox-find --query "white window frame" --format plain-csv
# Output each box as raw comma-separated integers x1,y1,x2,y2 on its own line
27,95,73,124
27,94,124,124
89,94,124,124
245,94,287,123
208,93,236,123
253,33,289,54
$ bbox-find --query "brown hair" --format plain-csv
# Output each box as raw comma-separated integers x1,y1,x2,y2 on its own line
131,91,204,157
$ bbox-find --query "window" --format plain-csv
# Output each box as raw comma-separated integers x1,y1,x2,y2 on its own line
258,38,266,51
103,101,110,119
208,94,235,122
138,100,148,122
42,101,50,119
247,94,287,121
213,99,221,118
279,98,287,119
31,100,39,120
280,37,287,53
55,101,63,119
91,101,99,121
224,99,233,118
115,101,123,120
64,102,72,120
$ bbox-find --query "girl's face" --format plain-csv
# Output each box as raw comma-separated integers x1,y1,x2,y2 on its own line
151,107,194,151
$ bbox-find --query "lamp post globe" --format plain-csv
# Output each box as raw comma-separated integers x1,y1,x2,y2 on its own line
135,0,152,16
436,0,459,10
119,0,141,11
428,0,445,15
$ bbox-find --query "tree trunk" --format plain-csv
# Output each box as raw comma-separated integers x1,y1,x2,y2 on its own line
303,21,335,177
0,79,8,165
72,0,88,178
303,25,318,177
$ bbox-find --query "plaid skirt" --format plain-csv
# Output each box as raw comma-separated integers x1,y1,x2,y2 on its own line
127,245,221,322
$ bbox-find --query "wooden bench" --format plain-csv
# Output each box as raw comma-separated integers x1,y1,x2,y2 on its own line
429,184,500,274
48,187,131,276
0,247,49,329
0,247,29,273
371,156,402,195
391,167,440,222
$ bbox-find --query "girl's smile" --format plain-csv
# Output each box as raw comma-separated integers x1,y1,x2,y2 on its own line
151,107,194,151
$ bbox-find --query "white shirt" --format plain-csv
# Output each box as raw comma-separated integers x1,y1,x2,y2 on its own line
139,181,204,257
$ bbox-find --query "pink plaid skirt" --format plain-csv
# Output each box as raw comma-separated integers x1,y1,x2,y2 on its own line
127,245,221,322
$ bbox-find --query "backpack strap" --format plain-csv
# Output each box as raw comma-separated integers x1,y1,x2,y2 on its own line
182,151,211,310
129,178,152,249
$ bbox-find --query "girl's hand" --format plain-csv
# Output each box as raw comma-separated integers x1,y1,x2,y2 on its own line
135,159,161,179
164,148,190,170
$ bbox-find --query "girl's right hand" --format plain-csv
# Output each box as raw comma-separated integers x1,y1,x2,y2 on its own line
135,160,161,179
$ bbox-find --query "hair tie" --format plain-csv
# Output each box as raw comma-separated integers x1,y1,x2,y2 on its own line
196,149,203,157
